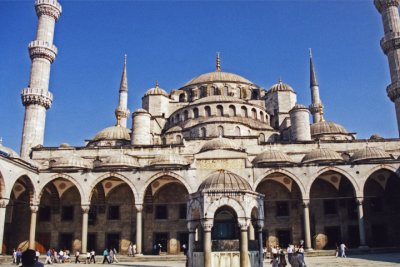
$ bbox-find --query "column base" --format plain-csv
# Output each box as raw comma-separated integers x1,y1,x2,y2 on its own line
134,254,144,256
305,248,314,252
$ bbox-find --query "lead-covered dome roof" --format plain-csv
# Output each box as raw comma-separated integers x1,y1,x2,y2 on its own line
302,148,343,164
50,154,90,169
199,137,241,153
252,150,293,165
267,79,295,93
310,121,348,136
351,147,392,162
149,153,189,167
184,71,253,87
0,144,19,158
198,170,252,192
93,126,131,141
96,154,140,168
144,84,169,97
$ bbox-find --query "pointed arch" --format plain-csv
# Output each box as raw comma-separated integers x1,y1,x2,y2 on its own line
12,174,36,204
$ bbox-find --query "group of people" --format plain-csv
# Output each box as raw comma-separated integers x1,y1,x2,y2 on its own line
127,243,137,257
268,244,307,267
101,248,119,264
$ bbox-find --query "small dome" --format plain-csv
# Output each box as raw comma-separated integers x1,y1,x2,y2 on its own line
134,108,149,114
291,104,307,110
149,153,189,167
59,143,72,149
302,148,343,164
198,170,252,192
200,137,241,153
184,71,253,87
96,154,140,168
93,126,131,141
310,121,348,136
50,155,90,169
144,84,169,97
351,147,392,162
252,150,293,165
267,80,294,93
0,144,19,158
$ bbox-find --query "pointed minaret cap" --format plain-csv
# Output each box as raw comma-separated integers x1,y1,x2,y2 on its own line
310,48,318,87
216,52,221,72
119,54,128,92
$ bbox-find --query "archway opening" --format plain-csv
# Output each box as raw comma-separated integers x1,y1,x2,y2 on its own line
212,206,238,240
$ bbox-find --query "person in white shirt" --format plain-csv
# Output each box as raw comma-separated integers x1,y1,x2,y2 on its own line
340,243,347,258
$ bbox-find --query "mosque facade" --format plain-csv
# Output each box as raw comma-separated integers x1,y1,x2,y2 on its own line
1,0,400,266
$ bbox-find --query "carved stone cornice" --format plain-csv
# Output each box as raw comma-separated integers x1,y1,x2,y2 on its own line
374,0,400,13
115,107,130,119
28,41,58,63
21,88,53,109
35,0,62,21
380,33,400,55
386,81,400,102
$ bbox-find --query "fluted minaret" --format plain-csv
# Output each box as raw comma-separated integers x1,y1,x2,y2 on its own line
375,0,400,135
20,0,62,158
308,49,324,123
115,55,130,128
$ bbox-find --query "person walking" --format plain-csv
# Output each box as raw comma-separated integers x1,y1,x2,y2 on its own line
16,249,22,266
287,244,293,265
75,251,80,263
128,244,133,257
278,252,287,267
289,250,303,267
90,249,96,263
102,249,110,264
270,255,279,267
21,249,44,267
112,248,119,263
86,251,91,264
45,249,52,265
340,243,347,258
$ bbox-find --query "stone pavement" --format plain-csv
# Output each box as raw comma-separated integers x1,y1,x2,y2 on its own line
1,253,400,267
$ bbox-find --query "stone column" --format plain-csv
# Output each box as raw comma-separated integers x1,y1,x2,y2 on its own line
187,221,197,267
81,205,90,253
239,223,249,267
257,221,264,267
202,219,213,267
302,200,313,251
135,204,143,255
0,200,9,254
248,222,255,240
29,205,39,249
356,199,368,248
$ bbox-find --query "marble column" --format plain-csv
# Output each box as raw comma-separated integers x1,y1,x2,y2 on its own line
257,222,264,267
0,200,9,254
135,205,143,255
248,222,255,240
357,198,368,248
303,200,313,251
202,220,213,267
29,205,39,249
81,205,90,253
187,221,197,267
240,224,249,267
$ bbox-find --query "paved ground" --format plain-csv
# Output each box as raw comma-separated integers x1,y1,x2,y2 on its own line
2,253,400,266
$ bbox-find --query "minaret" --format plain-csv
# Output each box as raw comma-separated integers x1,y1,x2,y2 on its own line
375,0,400,135
115,55,130,128
308,49,324,123
20,0,62,158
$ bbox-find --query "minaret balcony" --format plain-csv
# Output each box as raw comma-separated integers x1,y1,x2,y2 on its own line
21,87,53,109
35,0,62,20
28,40,58,63
386,81,400,102
380,32,400,54
309,102,323,113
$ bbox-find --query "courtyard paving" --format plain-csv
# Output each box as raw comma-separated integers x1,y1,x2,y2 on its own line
1,253,400,267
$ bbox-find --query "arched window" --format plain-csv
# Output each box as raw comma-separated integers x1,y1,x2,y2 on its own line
236,88,241,98
229,105,236,117
176,114,180,123
193,108,199,118
252,108,257,119
260,111,264,122
251,90,259,100
223,86,229,96
217,126,224,137
176,135,182,144
241,106,248,117
200,87,207,98
179,93,186,102
184,110,189,120
162,138,166,145
235,126,241,136
200,127,206,137
217,105,224,116
205,106,211,117
211,86,217,96
259,133,265,143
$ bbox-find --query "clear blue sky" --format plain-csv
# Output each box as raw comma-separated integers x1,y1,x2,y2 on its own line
0,0,397,152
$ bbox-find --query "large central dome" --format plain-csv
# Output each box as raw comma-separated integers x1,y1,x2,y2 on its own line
184,71,253,87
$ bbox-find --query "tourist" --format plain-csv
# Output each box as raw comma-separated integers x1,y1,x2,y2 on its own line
21,249,44,267
157,243,162,255
90,249,96,263
58,249,64,263
109,249,114,263
133,244,137,256
287,244,293,264
182,244,187,256
12,248,16,264
278,252,287,267
340,243,347,258
272,245,278,258
35,250,40,262
45,249,52,265
270,254,279,267
289,250,303,267
128,244,133,257
16,248,22,265
112,248,119,263
75,250,80,263
102,248,110,264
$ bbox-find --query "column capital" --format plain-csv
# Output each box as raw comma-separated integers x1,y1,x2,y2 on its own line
356,198,364,206
30,204,39,213
187,220,199,232
201,219,213,231
256,219,264,230
135,204,143,212
302,199,310,207
81,205,90,213
238,219,250,230
0,200,9,208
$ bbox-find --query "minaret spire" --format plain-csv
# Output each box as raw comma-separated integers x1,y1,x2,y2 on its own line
20,0,62,158
115,55,130,128
308,49,324,123
216,52,221,72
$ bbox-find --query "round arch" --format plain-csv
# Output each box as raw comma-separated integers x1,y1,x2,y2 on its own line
254,169,306,199
205,197,246,221
89,172,139,204
307,166,360,198
10,174,37,204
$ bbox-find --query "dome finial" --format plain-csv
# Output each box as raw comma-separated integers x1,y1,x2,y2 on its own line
155,80,159,88
216,52,221,72
319,108,325,122
278,77,282,83
116,114,121,127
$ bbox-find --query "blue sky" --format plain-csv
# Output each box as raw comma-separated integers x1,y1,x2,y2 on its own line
0,0,397,152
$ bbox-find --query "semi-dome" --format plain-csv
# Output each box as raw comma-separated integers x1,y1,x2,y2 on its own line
310,121,348,136
0,144,19,158
252,150,293,165
50,155,90,169
302,148,343,164
93,126,131,141
144,83,169,97
184,71,253,87
267,79,294,93
96,154,140,168
198,170,252,192
351,147,392,162
199,137,241,153
148,153,189,167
